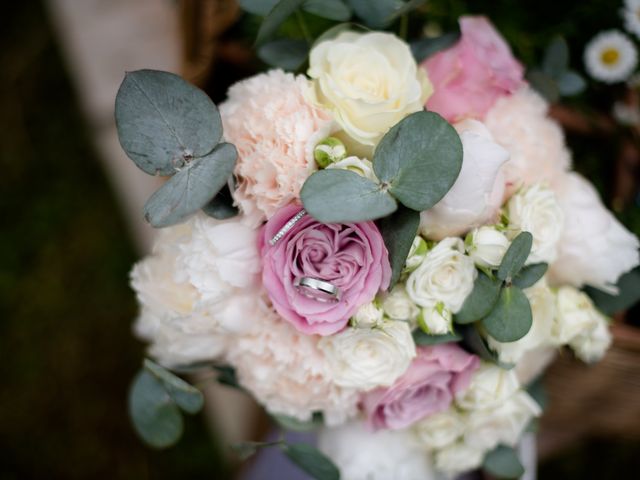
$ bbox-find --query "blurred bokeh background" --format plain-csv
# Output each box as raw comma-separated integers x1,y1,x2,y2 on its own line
1,1,639,479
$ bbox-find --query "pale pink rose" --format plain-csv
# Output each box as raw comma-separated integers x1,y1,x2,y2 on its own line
361,344,480,430
423,16,524,122
260,204,391,336
220,70,333,227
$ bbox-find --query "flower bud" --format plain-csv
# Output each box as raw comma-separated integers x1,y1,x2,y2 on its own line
381,285,420,325
326,156,377,182
417,302,453,335
350,301,385,328
403,236,429,273
314,136,347,168
465,226,510,269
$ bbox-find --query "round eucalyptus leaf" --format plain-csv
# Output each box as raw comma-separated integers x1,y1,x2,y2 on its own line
482,285,533,342
557,71,586,96
455,271,502,324
129,371,184,449
144,143,237,228
202,184,239,220
115,69,222,176
258,39,309,71
144,359,204,414
301,169,397,223
483,445,525,479
346,0,396,28
255,0,305,45
411,31,460,62
461,325,514,369
413,329,462,346
376,206,420,288
373,111,463,212
303,0,351,21
497,232,533,281
542,36,569,77
282,443,341,480
512,263,548,289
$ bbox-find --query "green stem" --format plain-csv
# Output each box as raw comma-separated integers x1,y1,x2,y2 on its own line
295,10,313,45
399,13,409,40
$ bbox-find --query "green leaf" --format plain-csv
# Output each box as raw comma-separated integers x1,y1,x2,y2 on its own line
557,70,586,96
512,263,547,289
345,0,395,28
526,375,547,410
144,142,237,227
272,412,324,431
258,38,309,70
461,325,514,368
483,445,525,479
202,183,239,220
376,206,420,288
301,169,397,223
129,371,184,449
256,0,305,45
240,0,279,15
230,441,280,460
144,359,203,414
387,0,427,22
411,32,460,63
115,70,222,176
373,111,463,212
282,443,341,480
303,0,351,21
455,271,502,324
482,285,533,342
526,70,559,103
585,267,640,315
497,232,533,281
213,365,241,389
542,36,569,77
413,329,462,345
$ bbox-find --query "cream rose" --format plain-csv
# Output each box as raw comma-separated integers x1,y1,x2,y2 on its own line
413,409,465,450
406,237,477,313
350,301,385,329
308,31,431,147
507,183,564,264
435,442,485,475
466,225,510,269
455,363,520,411
381,285,420,324
318,321,416,390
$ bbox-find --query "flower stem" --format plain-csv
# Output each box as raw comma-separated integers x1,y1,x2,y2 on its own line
295,10,313,45
399,14,409,40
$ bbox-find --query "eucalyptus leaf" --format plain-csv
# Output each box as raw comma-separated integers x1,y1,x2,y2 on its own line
144,142,237,227
303,0,351,21
557,71,586,96
282,443,341,480
256,0,305,45
482,285,533,342
239,0,279,15
230,441,280,460
411,32,460,62
413,329,462,345
455,271,502,324
376,206,420,288
144,359,203,414
129,371,184,449
373,111,463,212
312,23,368,48
273,412,324,431
301,169,397,223
497,232,533,281
483,445,525,479
585,267,640,315
345,0,395,28
526,70,559,103
462,325,514,368
387,0,427,21
526,376,548,410
512,263,548,289
115,69,222,176
202,183,239,220
258,38,309,70
542,36,569,77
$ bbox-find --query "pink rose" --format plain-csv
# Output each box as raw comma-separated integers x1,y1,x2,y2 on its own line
423,16,524,122
260,204,391,336
361,344,480,430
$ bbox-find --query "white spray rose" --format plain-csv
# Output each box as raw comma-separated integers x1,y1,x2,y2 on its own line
381,285,420,324
420,120,509,240
406,237,477,313
507,183,564,264
455,363,520,411
318,421,437,480
548,172,639,293
554,286,606,345
308,31,431,147
570,317,612,363
404,236,429,272
413,409,465,450
435,442,485,475
318,321,416,390
350,301,385,328
466,226,510,269
326,156,377,182
418,303,453,335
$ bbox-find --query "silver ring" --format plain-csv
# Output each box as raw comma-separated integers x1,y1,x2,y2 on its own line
293,277,341,303
269,209,307,246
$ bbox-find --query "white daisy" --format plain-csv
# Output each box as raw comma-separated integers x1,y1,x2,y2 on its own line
584,30,638,83
622,0,640,39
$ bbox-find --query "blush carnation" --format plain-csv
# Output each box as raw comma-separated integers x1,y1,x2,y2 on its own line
361,344,480,430
220,70,333,227
260,204,392,336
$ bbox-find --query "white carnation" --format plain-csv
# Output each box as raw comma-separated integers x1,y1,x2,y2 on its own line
318,321,416,390
381,284,420,324
406,237,477,313
554,286,605,345
413,409,465,450
570,316,612,363
466,226,510,269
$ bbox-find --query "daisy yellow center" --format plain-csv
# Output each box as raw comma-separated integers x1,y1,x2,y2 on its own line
601,48,620,66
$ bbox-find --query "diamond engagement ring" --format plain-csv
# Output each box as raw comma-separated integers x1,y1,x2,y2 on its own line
269,209,307,246
293,277,341,303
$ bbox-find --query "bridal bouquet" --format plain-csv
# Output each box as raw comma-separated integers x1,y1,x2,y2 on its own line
117,7,640,480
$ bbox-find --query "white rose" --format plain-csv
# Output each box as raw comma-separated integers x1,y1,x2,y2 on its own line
350,301,385,328
570,317,612,363
488,280,556,364
318,321,416,390
404,236,429,272
507,183,564,264
466,226,510,269
417,303,453,335
406,237,477,313
554,286,604,345
326,156,377,182
413,409,465,450
308,31,431,147
464,391,541,451
382,285,420,324
434,442,485,475
548,172,639,293
318,421,437,480
420,120,509,240
455,363,520,411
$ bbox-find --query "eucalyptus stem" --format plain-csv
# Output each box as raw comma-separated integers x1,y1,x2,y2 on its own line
295,10,313,45
399,14,409,40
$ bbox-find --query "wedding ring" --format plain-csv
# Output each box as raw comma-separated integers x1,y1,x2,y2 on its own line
269,209,307,246
293,277,341,303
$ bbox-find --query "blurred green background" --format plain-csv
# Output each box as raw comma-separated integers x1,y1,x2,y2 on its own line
1,1,638,479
